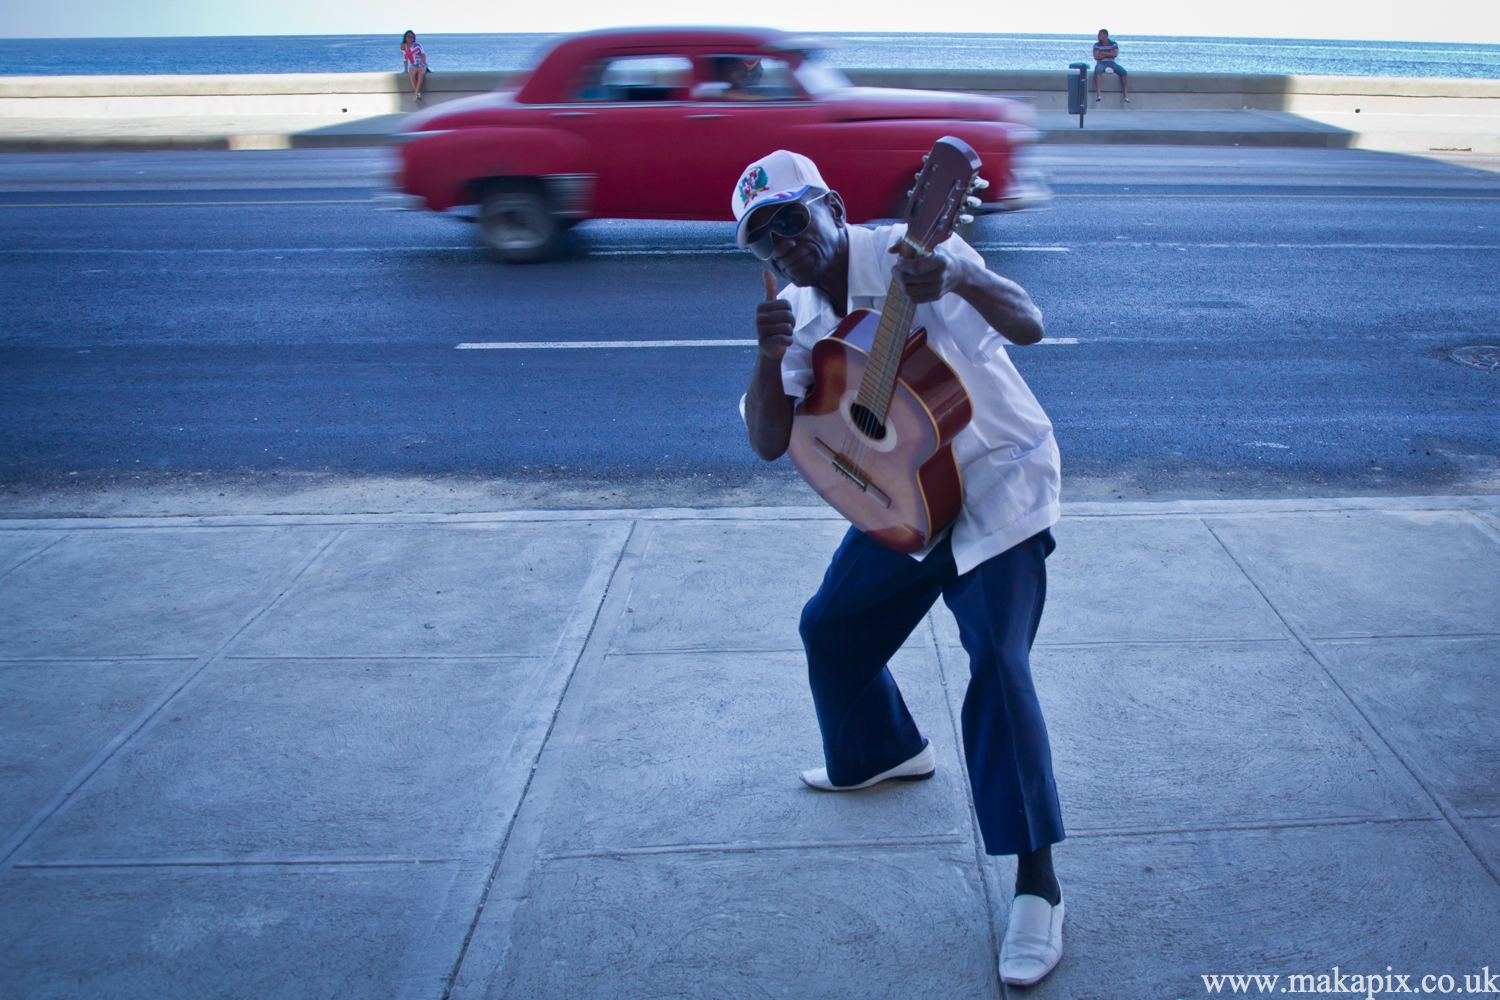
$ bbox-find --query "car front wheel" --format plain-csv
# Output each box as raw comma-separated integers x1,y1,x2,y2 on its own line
478,189,563,264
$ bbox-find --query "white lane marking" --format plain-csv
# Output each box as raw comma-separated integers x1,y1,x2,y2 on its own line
457,338,1081,350
5,247,481,255
456,340,756,350
1058,193,1500,201
593,244,1073,256
0,199,372,208
592,248,741,256
1100,242,1500,250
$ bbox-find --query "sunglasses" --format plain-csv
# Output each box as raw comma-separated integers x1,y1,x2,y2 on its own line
746,195,824,260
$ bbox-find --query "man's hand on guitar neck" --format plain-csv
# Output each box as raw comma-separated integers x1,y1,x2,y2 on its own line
746,269,798,461
889,242,1045,347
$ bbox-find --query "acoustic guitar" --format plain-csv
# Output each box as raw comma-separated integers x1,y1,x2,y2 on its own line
786,136,986,554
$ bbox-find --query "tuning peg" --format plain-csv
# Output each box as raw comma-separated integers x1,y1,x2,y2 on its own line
972,178,990,190
965,196,982,209
922,154,930,163
958,214,974,225
913,172,923,181
905,188,914,198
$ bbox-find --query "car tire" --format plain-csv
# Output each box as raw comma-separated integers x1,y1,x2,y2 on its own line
478,187,563,264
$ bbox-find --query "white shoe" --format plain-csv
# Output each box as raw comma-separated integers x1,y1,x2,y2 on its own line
800,741,935,791
999,893,1064,986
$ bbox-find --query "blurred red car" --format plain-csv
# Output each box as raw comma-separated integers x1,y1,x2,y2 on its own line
397,27,1045,262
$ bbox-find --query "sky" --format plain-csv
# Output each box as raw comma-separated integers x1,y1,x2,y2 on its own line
2,0,1496,43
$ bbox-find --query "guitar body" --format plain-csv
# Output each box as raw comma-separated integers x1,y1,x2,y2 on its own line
788,309,973,553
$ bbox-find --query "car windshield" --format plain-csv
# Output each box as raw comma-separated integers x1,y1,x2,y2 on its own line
791,52,851,96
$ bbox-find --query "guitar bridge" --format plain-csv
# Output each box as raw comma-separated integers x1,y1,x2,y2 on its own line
812,438,892,508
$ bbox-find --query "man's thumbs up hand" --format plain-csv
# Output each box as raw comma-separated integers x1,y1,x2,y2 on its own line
755,270,794,363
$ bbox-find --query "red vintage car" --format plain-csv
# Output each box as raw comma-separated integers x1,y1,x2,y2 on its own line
397,27,1044,262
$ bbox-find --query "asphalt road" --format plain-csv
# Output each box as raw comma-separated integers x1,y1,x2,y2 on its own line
2,145,1498,509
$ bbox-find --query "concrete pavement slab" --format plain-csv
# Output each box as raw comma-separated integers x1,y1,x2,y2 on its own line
533,648,969,856
1473,819,1500,873
0,658,189,846
231,522,630,658
1203,510,1500,639
929,514,1287,651
1315,637,1500,818
1010,821,1500,999
0,863,473,1000
0,526,330,658
611,519,849,653
0,529,63,577
1027,641,1433,834
1040,515,1287,645
17,655,551,864
490,847,997,1000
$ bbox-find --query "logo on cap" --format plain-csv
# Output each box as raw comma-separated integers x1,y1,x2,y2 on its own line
738,166,769,208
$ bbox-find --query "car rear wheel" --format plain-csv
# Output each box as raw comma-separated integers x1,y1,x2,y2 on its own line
479,189,563,264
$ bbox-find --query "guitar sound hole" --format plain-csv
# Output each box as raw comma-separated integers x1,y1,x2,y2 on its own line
849,403,887,441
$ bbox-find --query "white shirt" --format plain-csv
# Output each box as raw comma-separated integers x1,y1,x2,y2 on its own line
753,222,1061,575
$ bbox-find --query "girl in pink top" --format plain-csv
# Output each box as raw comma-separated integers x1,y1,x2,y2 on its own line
401,31,428,103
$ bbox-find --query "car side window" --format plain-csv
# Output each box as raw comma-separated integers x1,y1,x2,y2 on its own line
571,55,694,103
690,56,806,102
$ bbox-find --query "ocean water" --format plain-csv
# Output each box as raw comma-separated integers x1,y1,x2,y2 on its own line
4,32,1498,79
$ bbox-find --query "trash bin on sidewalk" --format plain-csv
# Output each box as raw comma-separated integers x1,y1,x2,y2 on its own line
1067,62,1089,128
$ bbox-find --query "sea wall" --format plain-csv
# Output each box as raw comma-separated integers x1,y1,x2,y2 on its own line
2,70,1498,117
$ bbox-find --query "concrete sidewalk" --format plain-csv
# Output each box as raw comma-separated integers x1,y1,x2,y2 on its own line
1,497,1498,998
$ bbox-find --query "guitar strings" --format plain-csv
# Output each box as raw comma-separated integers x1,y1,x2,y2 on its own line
840,272,917,482
824,148,976,532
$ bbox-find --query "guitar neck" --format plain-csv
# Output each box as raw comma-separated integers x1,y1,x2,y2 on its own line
854,273,917,421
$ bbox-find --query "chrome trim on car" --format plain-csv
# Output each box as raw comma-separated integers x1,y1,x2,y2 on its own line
542,173,597,218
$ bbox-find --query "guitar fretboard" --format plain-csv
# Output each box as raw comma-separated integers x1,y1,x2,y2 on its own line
854,274,917,422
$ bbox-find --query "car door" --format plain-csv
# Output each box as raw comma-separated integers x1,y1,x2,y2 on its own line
544,54,698,217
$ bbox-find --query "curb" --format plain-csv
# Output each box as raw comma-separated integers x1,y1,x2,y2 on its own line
1038,128,1353,147
3,496,1496,531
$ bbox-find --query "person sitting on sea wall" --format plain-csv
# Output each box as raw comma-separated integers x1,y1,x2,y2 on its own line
1092,30,1129,103
401,30,428,103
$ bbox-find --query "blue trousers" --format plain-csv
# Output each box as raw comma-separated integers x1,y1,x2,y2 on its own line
799,526,1065,856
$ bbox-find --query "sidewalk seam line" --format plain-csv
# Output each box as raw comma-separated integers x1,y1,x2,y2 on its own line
0,530,68,585
438,520,638,1000
1201,520,1500,887
1464,510,1500,549
546,834,968,859
17,856,460,869
1066,814,1439,839
0,528,345,872
927,612,1004,998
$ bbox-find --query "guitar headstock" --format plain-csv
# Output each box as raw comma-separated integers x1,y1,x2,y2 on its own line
901,136,984,255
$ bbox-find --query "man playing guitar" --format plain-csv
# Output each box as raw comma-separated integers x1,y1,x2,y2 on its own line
737,150,1068,987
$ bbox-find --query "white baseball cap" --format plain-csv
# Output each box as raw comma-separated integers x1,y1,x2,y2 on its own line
731,150,830,249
